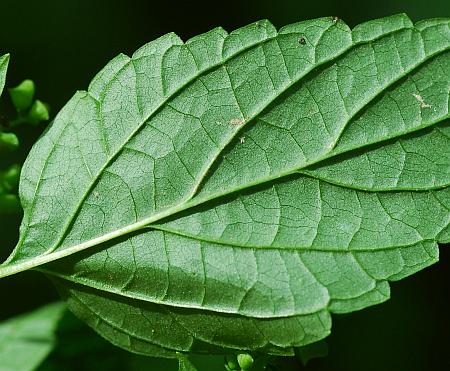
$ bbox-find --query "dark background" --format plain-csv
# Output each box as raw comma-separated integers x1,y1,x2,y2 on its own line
0,1,449,370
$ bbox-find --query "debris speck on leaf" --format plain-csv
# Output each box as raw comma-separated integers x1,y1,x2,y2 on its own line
239,136,246,144
412,93,432,109
230,118,245,126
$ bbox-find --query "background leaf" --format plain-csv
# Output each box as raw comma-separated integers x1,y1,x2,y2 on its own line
0,14,449,359
0,54,9,97
0,302,65,371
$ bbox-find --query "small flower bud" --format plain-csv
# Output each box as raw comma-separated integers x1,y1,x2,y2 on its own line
27,99,49,125
237,353,254,370
225,355,239,370
1,164,21,192
0,132,19,152
9,79,35,111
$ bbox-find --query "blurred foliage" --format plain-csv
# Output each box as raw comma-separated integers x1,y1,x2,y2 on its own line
0,0,449,370
0,77,49,215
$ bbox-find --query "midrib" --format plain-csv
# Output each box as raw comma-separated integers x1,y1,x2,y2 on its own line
39,22,348,257
0,115,447,279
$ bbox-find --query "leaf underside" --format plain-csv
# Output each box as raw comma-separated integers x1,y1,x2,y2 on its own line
1,14,449,357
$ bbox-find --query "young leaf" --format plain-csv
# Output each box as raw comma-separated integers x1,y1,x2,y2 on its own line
0,14,449,356
0,302,66,371
0,53,9,96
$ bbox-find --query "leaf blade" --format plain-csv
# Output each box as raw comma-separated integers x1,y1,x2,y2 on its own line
1,14,449,356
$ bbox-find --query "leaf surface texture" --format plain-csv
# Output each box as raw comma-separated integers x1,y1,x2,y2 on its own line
1,14,449,355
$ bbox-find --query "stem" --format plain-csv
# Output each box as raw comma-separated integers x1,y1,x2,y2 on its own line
0,219,147,278
0,247,87,278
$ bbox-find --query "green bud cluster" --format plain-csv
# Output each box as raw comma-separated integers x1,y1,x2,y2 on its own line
0,67,50,214
225,354,254,371
8,79,50,126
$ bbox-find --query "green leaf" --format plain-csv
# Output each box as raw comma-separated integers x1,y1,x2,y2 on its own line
0,53,9,97
0,302,66,371
0,14,449,356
